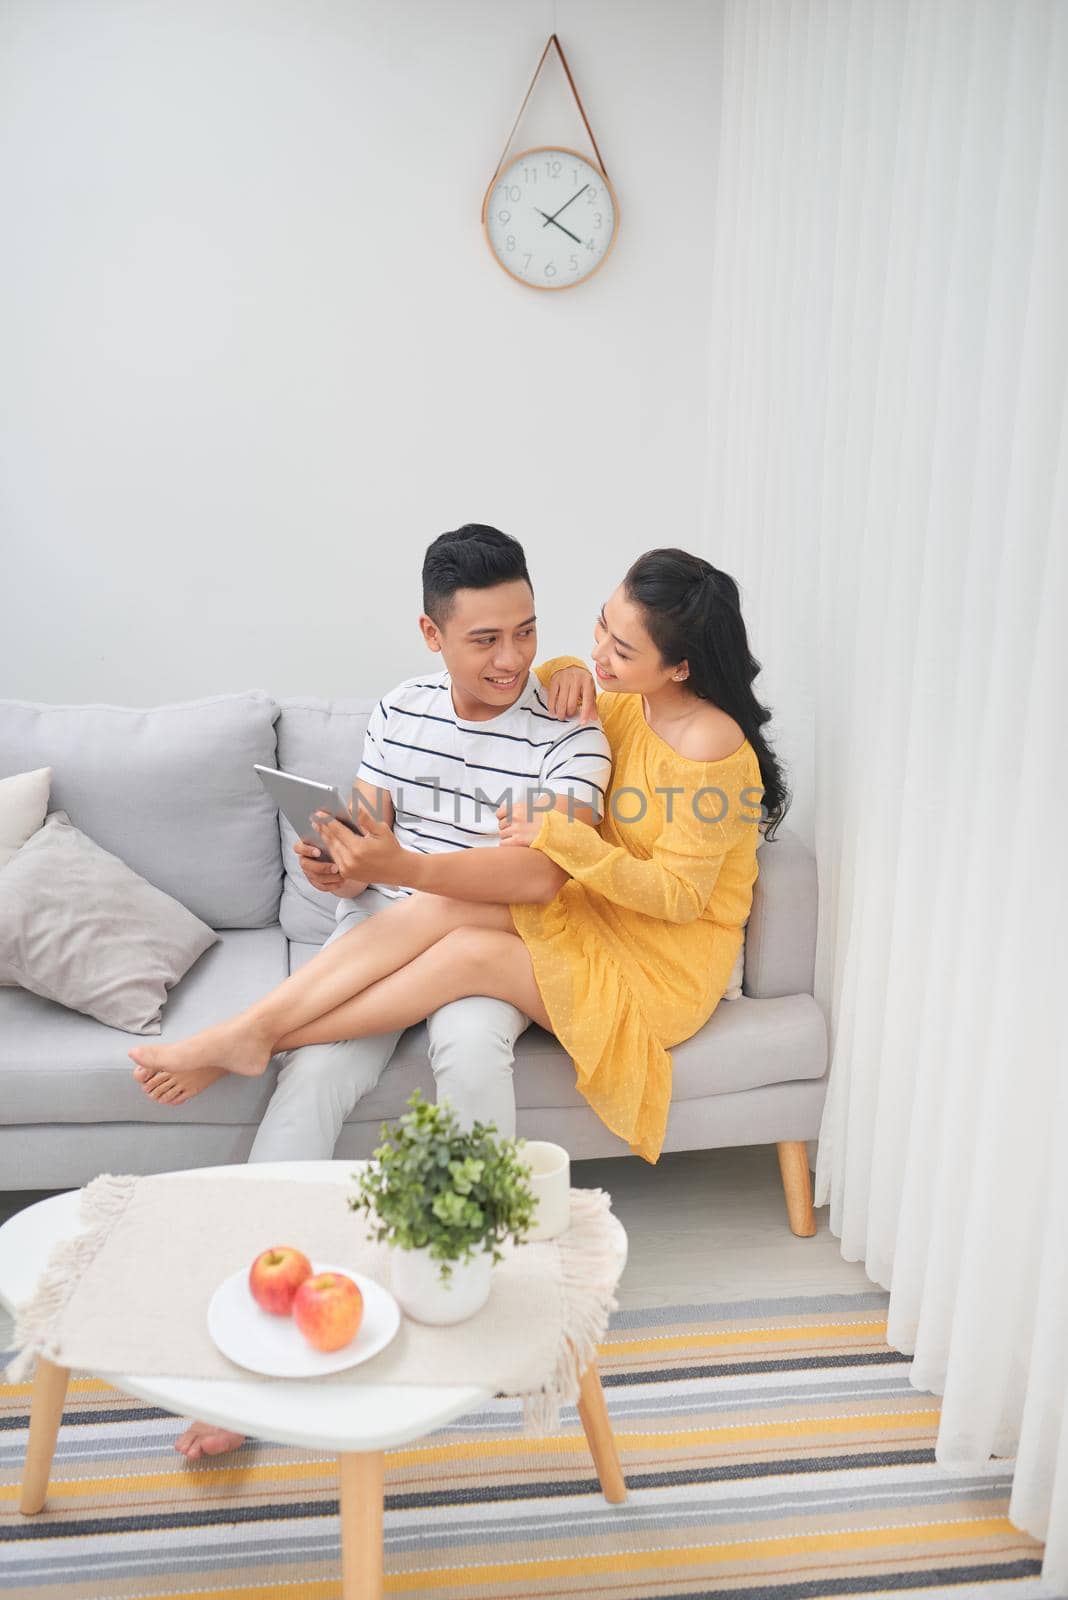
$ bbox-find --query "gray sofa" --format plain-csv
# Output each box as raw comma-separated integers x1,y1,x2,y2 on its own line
0,689,827,1230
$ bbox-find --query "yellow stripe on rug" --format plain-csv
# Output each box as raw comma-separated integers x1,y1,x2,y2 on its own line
598,1317,890,1355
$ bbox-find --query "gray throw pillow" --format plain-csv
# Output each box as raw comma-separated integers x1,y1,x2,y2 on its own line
0,810,218,1034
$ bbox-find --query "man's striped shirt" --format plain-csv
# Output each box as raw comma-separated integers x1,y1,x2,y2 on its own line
351,666,612,900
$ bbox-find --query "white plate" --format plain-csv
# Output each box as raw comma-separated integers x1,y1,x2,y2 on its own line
207,1261,401,1378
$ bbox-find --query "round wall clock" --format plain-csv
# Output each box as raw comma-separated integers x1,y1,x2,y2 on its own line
482,36,620,293
482,145,620,291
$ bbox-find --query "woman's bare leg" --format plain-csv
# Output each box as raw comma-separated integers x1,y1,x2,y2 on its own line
275,925,551,1048
144,924,550,1103
133,901,536,1100
129,891,539,1095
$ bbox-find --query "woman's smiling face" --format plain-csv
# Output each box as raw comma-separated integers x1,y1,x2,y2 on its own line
591,585,687,696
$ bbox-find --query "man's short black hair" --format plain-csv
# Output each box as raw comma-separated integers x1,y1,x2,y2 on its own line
422,524,532,625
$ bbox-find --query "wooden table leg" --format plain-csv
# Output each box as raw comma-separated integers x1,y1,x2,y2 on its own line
20,1357,71,1515
338,1449,384,1600
577,1361,627,1503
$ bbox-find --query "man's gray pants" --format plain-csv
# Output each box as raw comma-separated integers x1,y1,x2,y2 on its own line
248,887,529,1161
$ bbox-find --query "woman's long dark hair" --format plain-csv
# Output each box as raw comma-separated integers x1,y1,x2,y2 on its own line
624,548,791,840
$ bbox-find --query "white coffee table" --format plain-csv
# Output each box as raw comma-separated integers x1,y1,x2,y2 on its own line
0,1159,628,1600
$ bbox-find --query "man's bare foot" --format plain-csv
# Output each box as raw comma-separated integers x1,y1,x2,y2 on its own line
133,1063,227,1105
175,1419,247,1461
128,1016,274,1084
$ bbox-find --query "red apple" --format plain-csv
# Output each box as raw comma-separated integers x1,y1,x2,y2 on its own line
248,1246,314,1316
292,1271,364,1352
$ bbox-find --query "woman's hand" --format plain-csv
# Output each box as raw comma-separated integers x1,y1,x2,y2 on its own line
496,800,548,848
312,804,409,887
547,664,599,723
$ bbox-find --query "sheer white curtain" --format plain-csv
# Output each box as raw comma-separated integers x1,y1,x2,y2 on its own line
703,0,1067,1581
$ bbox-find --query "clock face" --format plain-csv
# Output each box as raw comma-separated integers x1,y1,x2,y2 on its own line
483,146,619,291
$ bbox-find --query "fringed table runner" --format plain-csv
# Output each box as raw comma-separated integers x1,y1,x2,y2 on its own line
5,1173,621,1433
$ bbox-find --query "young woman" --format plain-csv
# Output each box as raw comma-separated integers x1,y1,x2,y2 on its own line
130,548,790,1166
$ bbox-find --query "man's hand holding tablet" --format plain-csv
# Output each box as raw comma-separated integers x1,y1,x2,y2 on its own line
253,765,369,897
311,801,408,890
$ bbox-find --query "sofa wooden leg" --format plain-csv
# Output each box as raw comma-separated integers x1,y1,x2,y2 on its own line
776,1141,817,1237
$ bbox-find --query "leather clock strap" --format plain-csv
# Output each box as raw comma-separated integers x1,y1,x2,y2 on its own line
490,33,610,188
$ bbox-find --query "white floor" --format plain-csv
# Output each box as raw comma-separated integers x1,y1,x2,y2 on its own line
0,1144,874,1349
590,1144,873,1307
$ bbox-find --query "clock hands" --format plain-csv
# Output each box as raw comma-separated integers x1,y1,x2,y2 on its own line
535,208,582,245
534,183,592,245
542,184,590,226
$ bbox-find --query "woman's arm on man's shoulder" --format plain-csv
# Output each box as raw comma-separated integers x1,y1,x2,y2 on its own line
534,656,602,725
534,654,592,687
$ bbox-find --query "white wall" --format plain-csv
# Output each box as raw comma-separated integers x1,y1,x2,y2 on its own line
0,0,725,704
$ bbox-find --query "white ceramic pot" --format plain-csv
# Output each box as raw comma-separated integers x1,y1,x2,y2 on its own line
390,1245,494,1325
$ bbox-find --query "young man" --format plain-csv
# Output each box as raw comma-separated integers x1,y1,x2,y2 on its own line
242,523,611,1162
164,525,610,1461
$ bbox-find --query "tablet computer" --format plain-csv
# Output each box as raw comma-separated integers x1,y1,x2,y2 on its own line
253,764,363,865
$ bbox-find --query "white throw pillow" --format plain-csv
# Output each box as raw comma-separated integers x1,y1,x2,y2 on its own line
0,810,218,1033
0,766,51,870
0,767,53,987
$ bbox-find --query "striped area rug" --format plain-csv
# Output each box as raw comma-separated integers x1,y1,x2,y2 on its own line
0,1290,1051,1600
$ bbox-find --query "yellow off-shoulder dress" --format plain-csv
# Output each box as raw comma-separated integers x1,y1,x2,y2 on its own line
510,657,764,1164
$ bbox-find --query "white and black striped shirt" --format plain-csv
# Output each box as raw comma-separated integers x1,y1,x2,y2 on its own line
351,667,612,900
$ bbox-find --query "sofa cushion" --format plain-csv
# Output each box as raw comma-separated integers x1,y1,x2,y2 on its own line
275,698,376,943
0,810,218,1034
0,930,823,1134
0,927,289,1124
0,691,283,930
743,825,818,998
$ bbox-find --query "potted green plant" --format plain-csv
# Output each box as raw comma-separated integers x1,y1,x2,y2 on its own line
351,1091,537,1325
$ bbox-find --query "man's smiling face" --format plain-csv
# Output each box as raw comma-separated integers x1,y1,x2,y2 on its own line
419,579,538,720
